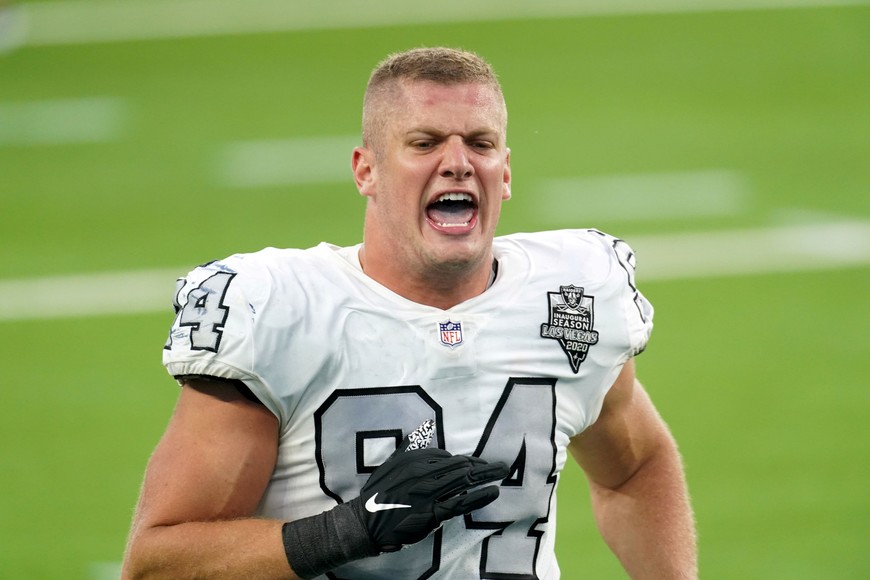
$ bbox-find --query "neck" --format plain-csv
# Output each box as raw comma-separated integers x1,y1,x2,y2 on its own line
358,246,494,310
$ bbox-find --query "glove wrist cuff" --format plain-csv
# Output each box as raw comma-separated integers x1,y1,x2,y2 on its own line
282,499,378,579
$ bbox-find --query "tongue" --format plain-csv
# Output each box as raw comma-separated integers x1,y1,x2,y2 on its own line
427,201,474,225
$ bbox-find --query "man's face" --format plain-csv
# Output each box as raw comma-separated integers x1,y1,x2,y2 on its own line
354,80,511,277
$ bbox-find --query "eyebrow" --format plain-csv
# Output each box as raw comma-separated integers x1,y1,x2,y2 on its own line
405,127,502,142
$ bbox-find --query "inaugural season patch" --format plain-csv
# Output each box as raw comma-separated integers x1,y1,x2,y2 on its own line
541,285,599,373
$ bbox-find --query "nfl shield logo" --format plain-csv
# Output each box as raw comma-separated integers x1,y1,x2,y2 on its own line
439,320,463,348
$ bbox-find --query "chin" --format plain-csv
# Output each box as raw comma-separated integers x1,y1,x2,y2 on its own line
425,242,488,273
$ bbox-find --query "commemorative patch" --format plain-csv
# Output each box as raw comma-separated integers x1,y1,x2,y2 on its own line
439,320,463,348
540,285,599,373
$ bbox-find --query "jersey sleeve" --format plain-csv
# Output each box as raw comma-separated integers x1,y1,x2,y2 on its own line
161,256,282,418
608,234,654,356
588,229,655,358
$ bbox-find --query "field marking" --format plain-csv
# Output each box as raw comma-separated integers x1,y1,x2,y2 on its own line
17,0,870,47
218,144,747,199
88,562,121,580
635,219,870,280
0,97,126,146
1,220,868,322
535,170,747,223
0,268,184,322
216,135,359,188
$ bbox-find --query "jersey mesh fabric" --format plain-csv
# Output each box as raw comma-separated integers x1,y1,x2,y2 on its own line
163,229,653,579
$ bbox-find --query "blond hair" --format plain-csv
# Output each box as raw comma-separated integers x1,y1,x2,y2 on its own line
362,47,506,150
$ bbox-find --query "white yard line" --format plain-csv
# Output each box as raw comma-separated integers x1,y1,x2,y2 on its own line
0,268,184,322
216,135,359,188
634,220,870,280
534,170,747,223
220,144,748,209
88,562,121,580
18,0,870,47
1,220,868,322
0,97,126,146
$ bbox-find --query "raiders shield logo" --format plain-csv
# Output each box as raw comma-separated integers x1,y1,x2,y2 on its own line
540,285,599,373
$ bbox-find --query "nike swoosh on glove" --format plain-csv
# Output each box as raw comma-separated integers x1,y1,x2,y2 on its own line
281,421,508,579
350,422,509,552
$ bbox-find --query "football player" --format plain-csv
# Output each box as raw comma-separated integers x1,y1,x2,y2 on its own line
123,47,697,579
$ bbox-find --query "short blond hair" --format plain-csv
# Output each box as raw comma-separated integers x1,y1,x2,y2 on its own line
362,47,506,150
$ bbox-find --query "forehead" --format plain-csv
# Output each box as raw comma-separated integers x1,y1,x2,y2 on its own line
389,80,506,135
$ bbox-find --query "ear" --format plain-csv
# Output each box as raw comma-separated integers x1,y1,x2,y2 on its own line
352,146,376,198
502,148,512,201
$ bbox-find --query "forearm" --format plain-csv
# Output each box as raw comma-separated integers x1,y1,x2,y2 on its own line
123,518,297,580
589,444,697,580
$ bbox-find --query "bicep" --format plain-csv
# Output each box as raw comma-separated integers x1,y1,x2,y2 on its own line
568,359,674,491
132,379,279,529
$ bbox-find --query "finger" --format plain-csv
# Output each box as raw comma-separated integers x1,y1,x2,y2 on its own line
405,463,479,499
459,455,507,472
406,458,506,498
405,419,436,451
395,434,412,454
395,419,437,455
393,449,455,480
468,461,509,484
435,485,501,520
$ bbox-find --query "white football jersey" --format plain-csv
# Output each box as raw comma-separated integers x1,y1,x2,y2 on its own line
163,229,653,580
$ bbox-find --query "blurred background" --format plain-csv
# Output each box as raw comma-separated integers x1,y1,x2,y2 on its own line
1,1,868,578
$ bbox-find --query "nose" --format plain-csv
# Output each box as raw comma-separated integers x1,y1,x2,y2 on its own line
439,137,474,180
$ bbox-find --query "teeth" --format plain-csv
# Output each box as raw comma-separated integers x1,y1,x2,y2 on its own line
436,221,470,228
436,192,473,203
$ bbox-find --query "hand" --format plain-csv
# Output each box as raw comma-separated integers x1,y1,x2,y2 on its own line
282,421,508,578
350,422,508,552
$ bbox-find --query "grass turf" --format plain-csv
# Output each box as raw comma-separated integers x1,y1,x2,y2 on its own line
1,4,868,578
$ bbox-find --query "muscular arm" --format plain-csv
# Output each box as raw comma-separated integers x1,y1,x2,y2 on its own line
568,360,697,579
122,379,298,580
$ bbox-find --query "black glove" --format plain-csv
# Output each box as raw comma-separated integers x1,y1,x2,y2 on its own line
282,422,508,578
349,425,509,552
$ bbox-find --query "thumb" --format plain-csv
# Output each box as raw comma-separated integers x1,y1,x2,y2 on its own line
398,419,436,453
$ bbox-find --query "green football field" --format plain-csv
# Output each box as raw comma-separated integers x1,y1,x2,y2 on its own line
1,1,868,578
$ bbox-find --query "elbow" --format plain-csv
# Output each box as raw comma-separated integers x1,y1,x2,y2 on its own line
120,557,143,580
121,530,162,580
121,545,147,580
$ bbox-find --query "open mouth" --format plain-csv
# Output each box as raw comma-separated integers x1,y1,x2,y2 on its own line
426,192,477,229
